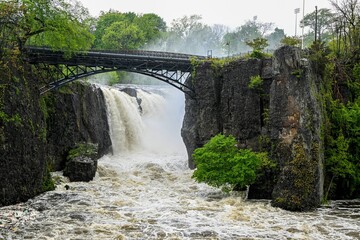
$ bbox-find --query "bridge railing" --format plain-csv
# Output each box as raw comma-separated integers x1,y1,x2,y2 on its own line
24,46,206,61
88,48,206,60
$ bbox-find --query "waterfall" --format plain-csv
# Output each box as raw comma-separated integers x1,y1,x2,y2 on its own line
100,86,186,157
2,84,358,240
101,87,144,155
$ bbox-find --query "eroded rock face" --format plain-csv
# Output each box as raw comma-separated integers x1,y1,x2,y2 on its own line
0,63,48,206
45,83,112,171
269,46,323,211
182,46,324,211
63,156,97,182
0,47,112,206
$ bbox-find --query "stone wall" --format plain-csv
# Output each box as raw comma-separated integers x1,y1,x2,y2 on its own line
182,46,324,211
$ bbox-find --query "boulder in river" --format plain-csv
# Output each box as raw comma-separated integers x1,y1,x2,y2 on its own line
63,156,97,182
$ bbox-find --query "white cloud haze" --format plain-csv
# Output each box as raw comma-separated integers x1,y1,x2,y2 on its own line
78,0,332,35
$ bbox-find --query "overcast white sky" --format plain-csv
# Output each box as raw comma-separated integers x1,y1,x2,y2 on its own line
78,0,333,35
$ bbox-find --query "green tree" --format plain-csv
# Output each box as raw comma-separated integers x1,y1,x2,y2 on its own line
134,13,166,44
93,11,166,50
281,36,301,47
325,99,360,198
330,0,360,54
246,37,269,52
302,8,335,42
245,37,270,58
192,134,265,192
0,0,94,52
223,16,274,54
101,22,145,50
266,27,285,49
93,10,129,48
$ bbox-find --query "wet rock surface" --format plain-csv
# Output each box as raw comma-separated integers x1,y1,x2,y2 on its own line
182,46,324,210
0,63,48,207
45,83,112,171
270,46,323,211
63,156,98,182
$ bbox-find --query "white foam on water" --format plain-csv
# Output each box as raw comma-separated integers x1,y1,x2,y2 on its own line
1,84,359,240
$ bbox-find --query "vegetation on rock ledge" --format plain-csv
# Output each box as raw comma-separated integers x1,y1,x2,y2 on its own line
192,134,276,192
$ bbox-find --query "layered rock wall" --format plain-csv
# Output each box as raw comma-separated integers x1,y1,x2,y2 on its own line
44,83,111,171
0,60,111,206
0,64,48,206
182,46,324,210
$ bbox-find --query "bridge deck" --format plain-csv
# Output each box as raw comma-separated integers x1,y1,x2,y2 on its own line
25,47,205,72
23,47,206,97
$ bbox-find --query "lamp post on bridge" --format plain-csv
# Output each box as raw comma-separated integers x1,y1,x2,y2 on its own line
294,8,300,36
226,41,230,58
301,0,305,49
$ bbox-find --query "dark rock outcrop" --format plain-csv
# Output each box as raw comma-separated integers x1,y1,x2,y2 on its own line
44,83,112,171
182,58,272,170
0,54,111,206
269,46,323,211
63,156,97,182
182,46,324,211
0,62,49,206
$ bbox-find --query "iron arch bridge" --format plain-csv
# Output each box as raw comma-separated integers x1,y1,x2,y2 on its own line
24,47,206,97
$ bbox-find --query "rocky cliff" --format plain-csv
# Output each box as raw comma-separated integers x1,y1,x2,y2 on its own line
0,62,49,206
182,46,324,211
0,57,111,206
44,83,111,171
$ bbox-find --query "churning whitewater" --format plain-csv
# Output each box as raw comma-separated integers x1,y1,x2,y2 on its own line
0,85,359,240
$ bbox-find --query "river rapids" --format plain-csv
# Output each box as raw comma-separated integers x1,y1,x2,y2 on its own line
0,85,359,240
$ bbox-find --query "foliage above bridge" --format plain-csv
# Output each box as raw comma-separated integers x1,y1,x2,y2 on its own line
0,0,94,53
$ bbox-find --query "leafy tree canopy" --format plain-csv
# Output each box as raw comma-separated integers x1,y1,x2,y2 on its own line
281,36,301,47
101,21,145,50
223,16,276,54
93,10,166,49
246,37,269,52
134,13,166,42
0,0,94,52
302,8,334,34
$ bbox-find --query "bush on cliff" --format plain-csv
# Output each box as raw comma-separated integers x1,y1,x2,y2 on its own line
192,134,272,192
67,142,98,161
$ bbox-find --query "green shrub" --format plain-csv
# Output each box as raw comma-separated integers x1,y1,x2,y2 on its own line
192,134,269,192
281,36,301,47
325,99,360,198
248,50,268,59
42,163,55,192
248,75,263,90
245,37,268,52
67,142,98,161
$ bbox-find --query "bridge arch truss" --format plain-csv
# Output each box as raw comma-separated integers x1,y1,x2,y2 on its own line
25,47,204,97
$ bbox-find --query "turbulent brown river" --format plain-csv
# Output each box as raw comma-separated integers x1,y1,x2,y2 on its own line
1,85,359,240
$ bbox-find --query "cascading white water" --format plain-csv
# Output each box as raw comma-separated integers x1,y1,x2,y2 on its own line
1,84,359,240
101,87,144,154
101,86,186,158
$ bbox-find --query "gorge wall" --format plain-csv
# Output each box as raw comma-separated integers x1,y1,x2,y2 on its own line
182,46,324,211
43,83,111,171
0,59,111,206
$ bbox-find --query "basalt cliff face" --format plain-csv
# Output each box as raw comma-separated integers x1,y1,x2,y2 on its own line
44,83,111,171
182,46,324,211
0,58,111,206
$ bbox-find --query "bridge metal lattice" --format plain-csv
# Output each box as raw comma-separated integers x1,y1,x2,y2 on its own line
24,47,206,97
